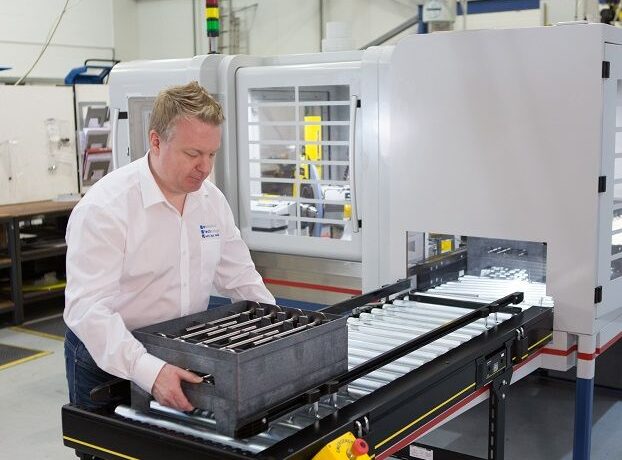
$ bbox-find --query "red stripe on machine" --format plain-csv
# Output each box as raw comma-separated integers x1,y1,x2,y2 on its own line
541,345,577,357
596,331,622,355
262,277,362,295
577,352,596,361
542,332,622,362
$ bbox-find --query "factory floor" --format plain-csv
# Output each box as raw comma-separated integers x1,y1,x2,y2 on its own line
1,309,622,459
1,313,68,459
418,374,622,460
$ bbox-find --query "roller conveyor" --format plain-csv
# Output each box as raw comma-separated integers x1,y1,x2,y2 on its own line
426,275,554,308
62,280,553,460
346,298,514,397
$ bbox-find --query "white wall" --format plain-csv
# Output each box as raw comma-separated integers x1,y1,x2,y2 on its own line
113,0,139,61
324,0,545,43
197,0,416,55
135,0,195,60
323,0,419,48
459,9,543,30
112,0,194,61
194,0,549,57
0,0,114,82
195,0,321,56
236,0,320,55
194,0,418,56
0,1,598,82
0,0,569,79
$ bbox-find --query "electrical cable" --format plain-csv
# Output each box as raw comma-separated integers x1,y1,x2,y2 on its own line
14,0,71,85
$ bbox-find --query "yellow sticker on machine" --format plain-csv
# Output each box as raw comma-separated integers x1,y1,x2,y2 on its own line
440,239,453,253
312,432,371,460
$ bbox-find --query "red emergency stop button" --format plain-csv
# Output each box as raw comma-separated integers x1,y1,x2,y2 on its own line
351,438,368,456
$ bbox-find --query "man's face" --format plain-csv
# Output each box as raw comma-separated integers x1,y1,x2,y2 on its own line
149,116,221,195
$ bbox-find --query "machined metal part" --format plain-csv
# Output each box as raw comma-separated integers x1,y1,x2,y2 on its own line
197,324,261,346
156,302,264,339
170,306,330,352
246,313,325,348
221,328,281,349
221,311,325,351
222,309,303,349
188,305,283,344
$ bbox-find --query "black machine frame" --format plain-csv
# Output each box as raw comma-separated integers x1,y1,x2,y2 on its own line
62,281,553,460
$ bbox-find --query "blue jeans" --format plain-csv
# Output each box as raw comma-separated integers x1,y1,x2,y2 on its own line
64,328,116,412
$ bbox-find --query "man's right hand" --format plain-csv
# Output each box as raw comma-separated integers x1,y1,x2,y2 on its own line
151,364,203,412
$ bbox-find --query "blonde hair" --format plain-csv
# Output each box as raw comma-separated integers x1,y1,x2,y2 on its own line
149,81,224,141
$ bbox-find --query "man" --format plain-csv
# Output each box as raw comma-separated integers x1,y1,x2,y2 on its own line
64,81,274,413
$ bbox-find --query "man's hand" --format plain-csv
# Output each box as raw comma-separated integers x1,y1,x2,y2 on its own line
151,364,203,412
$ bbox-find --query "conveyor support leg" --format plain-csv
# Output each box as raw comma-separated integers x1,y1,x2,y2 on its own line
488,374,509,460
486,340,513,460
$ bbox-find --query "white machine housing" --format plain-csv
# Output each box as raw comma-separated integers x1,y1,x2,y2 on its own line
108,25,622,372
108,50,394,305
382,23,622,374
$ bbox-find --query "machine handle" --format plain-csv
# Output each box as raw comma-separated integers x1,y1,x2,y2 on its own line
84,58,120,67
348,95,360,233
110,107,120,170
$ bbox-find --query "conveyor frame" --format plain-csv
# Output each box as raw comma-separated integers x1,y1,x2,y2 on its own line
62,286,552,460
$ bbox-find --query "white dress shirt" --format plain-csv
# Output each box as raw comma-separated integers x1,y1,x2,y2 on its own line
64,153,275,393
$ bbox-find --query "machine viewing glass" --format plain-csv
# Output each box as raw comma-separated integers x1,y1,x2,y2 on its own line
246,84,353,241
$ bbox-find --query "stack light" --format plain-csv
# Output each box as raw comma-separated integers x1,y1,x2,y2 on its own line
206,0,219,54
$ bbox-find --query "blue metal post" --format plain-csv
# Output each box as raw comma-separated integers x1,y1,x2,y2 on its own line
573,377,594,460
417,5,428,34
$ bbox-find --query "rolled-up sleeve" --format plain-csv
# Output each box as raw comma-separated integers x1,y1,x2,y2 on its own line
63,204,165,393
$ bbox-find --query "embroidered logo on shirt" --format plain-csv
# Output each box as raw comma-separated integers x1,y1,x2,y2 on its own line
200,224,220,239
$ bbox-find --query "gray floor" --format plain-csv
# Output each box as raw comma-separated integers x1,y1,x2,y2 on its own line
1,318,621,459
418,375,622,460
0,322,69,459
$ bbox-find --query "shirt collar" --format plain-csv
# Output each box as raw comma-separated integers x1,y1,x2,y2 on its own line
138,151,210,210
138,152,167,209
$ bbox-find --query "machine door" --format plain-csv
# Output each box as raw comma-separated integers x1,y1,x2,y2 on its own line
597,43,622,318
110,96,154,169
236,62,362,261
127,96,155,162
